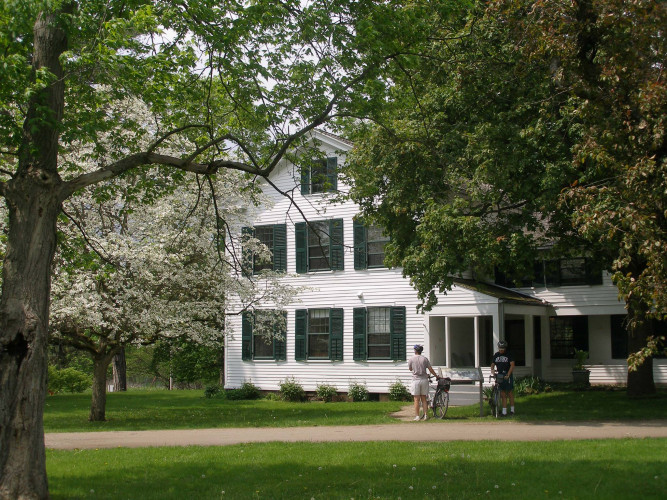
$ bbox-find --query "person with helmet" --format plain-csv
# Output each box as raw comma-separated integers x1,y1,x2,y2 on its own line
490,340,515,416
408,344,439,421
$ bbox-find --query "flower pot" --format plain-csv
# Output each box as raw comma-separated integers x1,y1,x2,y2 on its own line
572,369,591,386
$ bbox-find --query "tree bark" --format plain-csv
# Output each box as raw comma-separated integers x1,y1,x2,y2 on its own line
0,9,68,499
627,319,657,397
90,352,115,422
112,348,127,392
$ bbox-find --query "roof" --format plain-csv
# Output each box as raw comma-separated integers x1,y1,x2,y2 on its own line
453,278,548,306
314,129,354,147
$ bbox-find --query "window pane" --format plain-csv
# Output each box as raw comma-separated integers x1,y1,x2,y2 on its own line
368,345,390,358
308,309,329,358
560,258,587,285
253,335,273,358
253,226,274,272
308,222,330,271
367,307,390,359
310,160,328,194
550,316,588,359
367,226,389,268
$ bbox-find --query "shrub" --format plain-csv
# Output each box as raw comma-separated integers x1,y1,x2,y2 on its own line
264,392,280,401
204,384,222,399
225,381,261,400
48,366,91,394
388,380,412,401
316,383,338,402
279,377,306,402
348,381,369,402
514,376,551,396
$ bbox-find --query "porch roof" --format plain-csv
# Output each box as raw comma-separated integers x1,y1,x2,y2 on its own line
453,279,548,307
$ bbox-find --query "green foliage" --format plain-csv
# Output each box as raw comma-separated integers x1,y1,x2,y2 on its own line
225,382,261,401
204,385,222,399
348,381,369,402
513,377,552,397
47,366,91,394
315,383,338,403
388,379,412,402
279,377,307,402
573,349,589,371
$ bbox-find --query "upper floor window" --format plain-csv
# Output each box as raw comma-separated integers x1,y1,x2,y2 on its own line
242,224,287,275
301,157,338,195
294,308,343,361
295,219,344,273
353,306,406,361
549,316,589,359
495,257,603,288
241,310,287,361
354,220,389,270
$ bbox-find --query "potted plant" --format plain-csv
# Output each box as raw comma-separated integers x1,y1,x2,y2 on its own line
572,348,591,386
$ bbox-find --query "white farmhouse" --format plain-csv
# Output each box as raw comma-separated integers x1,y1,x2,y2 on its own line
224,130,666,395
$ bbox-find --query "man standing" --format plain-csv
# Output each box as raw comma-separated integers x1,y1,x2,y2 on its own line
490,340,515,416
408,344,439,421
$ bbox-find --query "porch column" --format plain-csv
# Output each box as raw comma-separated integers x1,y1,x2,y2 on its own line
445,316,451,368
474,316,480,367
524,314,534,369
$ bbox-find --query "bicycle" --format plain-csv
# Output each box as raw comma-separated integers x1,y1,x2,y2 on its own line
426,375,451,419
488,373,505,418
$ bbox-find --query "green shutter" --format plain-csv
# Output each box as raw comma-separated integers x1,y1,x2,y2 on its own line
390,306,406,361
295,309,307,360
326,157,337,192
353,219,367,270
274,310,287,361
329,308,344,361
300,166,310,195
353,307,367,361
329,219,344,270
242,227,254,277
295,222,307,273
273,224,287,272
241,311,253,360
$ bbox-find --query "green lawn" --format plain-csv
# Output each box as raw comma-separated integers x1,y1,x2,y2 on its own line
46,439,667,499
43,388,667,432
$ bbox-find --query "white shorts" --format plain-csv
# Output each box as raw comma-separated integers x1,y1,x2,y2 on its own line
411,378,429,396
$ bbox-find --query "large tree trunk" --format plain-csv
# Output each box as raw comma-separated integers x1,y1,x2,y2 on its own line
627,318,657,397
90,353,115,422
0,9,67,499
113,347,127,392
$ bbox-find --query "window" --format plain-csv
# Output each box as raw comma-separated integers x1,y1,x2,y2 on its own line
549,316,589,359
295,219,344,273
353,306,406,361
241,310,287,361
495,257,603,288
301,157,338,195
535,258,603,287
353,220,389,270
242,224,287,274
295,308,343,360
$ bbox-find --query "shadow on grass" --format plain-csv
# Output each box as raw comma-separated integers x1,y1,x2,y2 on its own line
47,440,667,500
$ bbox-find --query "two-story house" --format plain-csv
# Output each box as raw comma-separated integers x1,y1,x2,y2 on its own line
225,130,666,395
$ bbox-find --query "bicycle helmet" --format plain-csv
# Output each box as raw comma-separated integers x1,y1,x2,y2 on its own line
413,344,424,353
497,340,508,349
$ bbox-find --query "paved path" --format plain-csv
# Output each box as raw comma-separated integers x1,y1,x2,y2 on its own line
45,420,667,450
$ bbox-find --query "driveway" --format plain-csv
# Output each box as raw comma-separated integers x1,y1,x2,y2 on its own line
45,418,667,450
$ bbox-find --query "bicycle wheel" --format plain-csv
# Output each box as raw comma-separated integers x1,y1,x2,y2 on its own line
432,389,449,419
493,387,501,418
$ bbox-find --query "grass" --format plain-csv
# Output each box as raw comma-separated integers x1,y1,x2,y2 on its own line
46,439,667,499
43,388,667,433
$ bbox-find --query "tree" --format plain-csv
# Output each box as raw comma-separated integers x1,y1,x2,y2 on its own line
0,1,429,496
343,0,666,396
49,171,293,421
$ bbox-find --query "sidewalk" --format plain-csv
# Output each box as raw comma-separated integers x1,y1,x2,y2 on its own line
45,419,667,450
